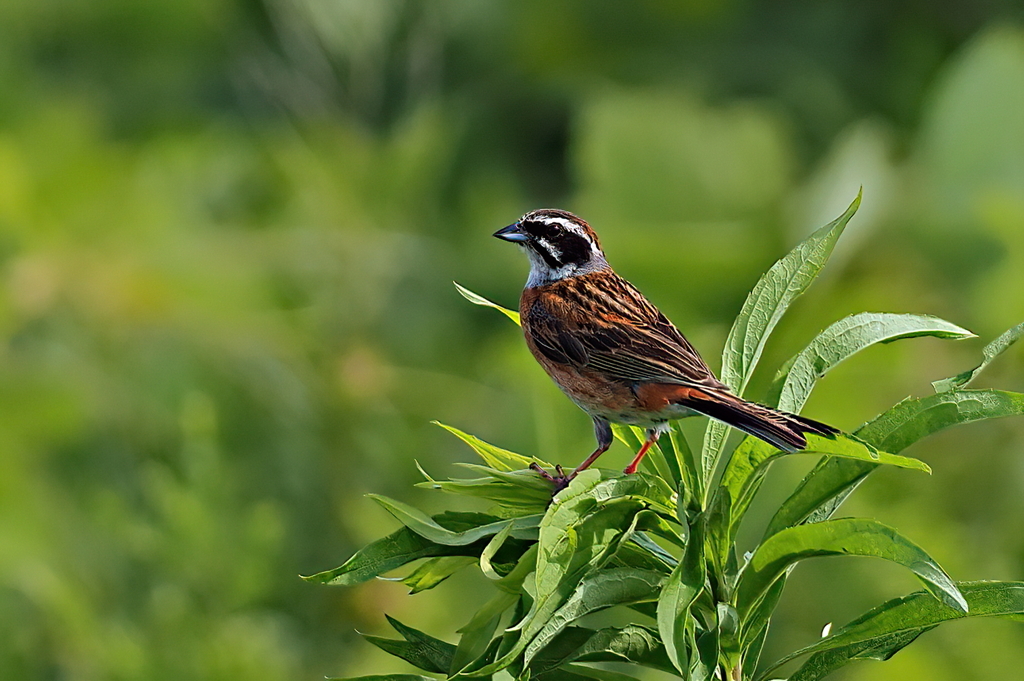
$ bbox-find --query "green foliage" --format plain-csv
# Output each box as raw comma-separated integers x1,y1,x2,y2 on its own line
702,193,861,482
455,283,523,327
759,582,1024,681
315,198,1024,680
3,5,1024,680
932,322,1024,392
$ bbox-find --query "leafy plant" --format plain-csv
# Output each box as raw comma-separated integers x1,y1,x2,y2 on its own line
307,193,1024,680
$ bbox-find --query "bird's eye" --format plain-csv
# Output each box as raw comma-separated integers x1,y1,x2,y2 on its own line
528,220,558,238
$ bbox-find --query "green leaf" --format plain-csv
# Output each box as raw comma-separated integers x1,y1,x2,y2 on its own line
457,463,554,491
613,537,676,573
369,495,542,546
455,281,522,325
546,664,644,681
531,625,675,674
527,477,649,628
766,390,1024,538
760,581,1024,681
769,312,974,412
451,592,519,674
328,676,436,681
460,471,666,676
858,389,1024,452
480,521,517,580
723,432,928,514
303,522,491,586
434,421,546,470
393,556,477,594
702,191,861,482
668,426,699,510
735,518,967,628
417,476,551,516
738,575,786,669
419,463,553,516
525,568,666,665
746,393,1024,659
689,627,719,681
717,602,742,671
933,321,1024,392
718,432,928,552
704,488,733,587
494,543,540,593
657,513,706,675
361,615,456,674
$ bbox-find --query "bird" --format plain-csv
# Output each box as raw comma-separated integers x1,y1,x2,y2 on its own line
494,208,836,488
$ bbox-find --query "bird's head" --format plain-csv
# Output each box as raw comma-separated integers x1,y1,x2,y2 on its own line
493,209,608,286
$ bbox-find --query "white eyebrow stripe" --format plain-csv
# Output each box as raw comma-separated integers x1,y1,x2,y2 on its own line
539,216,583,235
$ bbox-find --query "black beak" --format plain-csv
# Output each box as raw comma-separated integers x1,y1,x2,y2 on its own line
493,223,529,243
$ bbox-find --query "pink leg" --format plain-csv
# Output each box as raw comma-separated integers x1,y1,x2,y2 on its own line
570,442,611,477
623,430,659,475
531,418,614,492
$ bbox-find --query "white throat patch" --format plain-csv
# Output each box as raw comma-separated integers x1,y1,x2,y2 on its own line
516,211,608,287
522,243,608,287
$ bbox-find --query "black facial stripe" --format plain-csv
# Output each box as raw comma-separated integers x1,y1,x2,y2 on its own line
529,232,593,269
533,238,564,269
521,219,558,239
557,233,592,266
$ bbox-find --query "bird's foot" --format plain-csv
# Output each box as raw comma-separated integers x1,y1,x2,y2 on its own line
530,463,572,493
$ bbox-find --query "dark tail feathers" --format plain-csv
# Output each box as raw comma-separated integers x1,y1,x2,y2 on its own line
690,391,837,452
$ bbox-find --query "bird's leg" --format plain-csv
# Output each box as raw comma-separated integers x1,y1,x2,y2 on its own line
569,418,613,478
530,463,566,484
532,418,612,492
623,427,660,475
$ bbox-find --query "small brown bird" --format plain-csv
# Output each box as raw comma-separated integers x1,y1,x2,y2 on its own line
494,209,835,488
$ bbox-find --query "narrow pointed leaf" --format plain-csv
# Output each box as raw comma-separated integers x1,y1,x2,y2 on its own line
766,390,1024,538
525,569,666,665
361,616,456,673
746,391,1024,659
718,432,928,547
460,472,666,676
769,312,974,412
455,281,521,325
531,624,675,674
657,514,706,674
303,521,492,586
689,627,719,681
360,635,450,673
434,421,546,470
553,664,644,681
480,522,517,580
668,426,699,508
933,321,1024,392
494,543,540,593
369,495,541,546
395,556,477,594
614,536,676,573
457,463,554,492
417,476,551,515
761,581,1024,681
703,191,861,480
454,280,520,323
328,675,435,681
858,389,1024,453
736,518,967,625
451,592,519,674
739,576,787,667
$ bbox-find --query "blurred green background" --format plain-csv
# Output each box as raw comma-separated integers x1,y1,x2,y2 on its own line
1,1,1023,679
